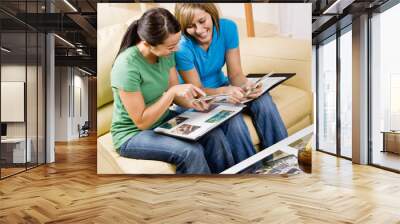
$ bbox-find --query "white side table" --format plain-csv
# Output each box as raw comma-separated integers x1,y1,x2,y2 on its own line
1,138,32,163
221,125,314,174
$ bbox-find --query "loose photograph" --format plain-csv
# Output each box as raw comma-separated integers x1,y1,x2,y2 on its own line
171,124,201,135
159,116,188,129
194,104,219,113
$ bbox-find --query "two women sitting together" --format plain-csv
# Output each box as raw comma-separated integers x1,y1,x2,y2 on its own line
111,3,287,174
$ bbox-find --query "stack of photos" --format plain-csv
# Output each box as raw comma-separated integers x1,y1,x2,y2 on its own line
254,150,302,176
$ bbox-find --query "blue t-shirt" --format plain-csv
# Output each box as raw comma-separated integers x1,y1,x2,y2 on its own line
175,18,239,88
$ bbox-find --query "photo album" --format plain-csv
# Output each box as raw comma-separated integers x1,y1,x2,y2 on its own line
241,72,295,103
154,103,245,140
155,73,295,140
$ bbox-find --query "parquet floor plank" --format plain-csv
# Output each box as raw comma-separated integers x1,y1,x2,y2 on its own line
0,134,399,223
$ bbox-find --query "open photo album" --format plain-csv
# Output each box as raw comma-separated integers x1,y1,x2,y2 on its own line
155,73,295,140
192,73,296,104
154,104,245,140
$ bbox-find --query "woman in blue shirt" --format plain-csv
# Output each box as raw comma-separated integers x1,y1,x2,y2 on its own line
175,3,288,150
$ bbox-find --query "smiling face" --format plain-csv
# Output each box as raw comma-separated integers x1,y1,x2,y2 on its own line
148,31,181,57
185,8,213,46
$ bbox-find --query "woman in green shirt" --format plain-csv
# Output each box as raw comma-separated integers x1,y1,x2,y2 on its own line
111,8,239,174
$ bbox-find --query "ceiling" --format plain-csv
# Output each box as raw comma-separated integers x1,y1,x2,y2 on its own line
0,0,394,76
310,0,390,43
1,0,98,74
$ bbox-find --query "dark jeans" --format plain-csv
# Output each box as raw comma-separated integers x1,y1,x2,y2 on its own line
170,107,260,171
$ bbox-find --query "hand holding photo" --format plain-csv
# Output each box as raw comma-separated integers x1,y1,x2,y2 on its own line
240,73,295,104
244,82,263,98
244,72,275,96
192,94,231,104
191,98,211,112
254,72,275,86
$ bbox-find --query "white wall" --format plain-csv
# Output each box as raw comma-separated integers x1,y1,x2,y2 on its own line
159,3,311,40
101,3,311,40
54,67,89,141
1,64,46,163
72,73,89,138
74,73,89,123
1,65,37,138
380,4,400,130
1,65,26,140
55,66,69,141
220,3,311,40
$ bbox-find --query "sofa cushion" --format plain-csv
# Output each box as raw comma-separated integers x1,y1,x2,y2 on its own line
97,23,128,109
270,84,312,128
98,133,176,174
97,102,113,137
287,115,312,135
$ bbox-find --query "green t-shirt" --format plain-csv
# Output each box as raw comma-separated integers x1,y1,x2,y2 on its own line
110,46,175,150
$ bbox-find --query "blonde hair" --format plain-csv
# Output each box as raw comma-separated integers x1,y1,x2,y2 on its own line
175,3,220,37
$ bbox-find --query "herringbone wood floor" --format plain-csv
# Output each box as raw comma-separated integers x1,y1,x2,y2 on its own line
1,134,400,224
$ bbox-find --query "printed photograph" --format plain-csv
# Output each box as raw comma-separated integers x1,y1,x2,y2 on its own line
194,104,219,113
159,116,188,129
254,151,302,176
205,110,234,123
97,3,313,175
171,124,201,135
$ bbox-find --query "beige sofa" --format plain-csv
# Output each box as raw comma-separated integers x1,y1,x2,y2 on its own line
97,6,313,174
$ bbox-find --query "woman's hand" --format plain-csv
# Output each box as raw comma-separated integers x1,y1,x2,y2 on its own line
169,84,206,99
221,86,245,104
191,99,210,111
169,84,210,111
242,80,263,99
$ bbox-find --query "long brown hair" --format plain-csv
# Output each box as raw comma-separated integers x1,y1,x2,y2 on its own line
117,7,181,56
175,3,220,38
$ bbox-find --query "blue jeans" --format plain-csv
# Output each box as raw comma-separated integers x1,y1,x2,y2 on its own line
246,93,288,149
217,82,287,148
119,111,237,174
218,114,257,163
171,107,258,166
